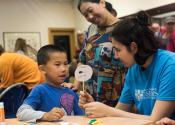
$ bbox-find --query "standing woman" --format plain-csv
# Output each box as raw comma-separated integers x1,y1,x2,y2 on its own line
14,38,37,61
69,0,125,107
14,38,29,55
78,11,175,121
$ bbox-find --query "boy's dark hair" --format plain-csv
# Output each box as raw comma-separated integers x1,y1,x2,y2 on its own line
112,11,158,65
37,44,66,65
0,45,5,55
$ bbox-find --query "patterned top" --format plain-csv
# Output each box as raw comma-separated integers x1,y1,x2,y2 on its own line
79,24,125,106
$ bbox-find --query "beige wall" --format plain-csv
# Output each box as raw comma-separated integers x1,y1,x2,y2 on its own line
0,0,174,49
74,0,175,32
111,0,175,17
0,0,75,49
73,0,90,33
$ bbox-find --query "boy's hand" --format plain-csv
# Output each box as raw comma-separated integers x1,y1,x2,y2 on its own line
42,108,64,122
78,91,94,108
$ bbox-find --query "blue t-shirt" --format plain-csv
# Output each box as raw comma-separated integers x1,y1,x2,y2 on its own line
24,83,84,115
119,49,175,119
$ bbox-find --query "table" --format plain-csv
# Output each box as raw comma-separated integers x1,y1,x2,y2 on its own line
5,116,153,125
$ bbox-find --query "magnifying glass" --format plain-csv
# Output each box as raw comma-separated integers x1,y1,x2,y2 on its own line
75,65,93,91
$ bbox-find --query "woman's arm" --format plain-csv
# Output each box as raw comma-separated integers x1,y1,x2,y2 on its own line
114,100,174,121
83,100,175,121
116,102,132,112
150,100,175,121
83,102,150,119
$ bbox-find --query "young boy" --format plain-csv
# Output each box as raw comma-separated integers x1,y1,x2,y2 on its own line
16,45,84,122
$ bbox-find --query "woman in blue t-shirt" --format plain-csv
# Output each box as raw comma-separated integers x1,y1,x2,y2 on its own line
78,11,175,122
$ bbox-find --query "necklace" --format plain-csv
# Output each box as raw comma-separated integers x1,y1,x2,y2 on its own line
98,21,119,35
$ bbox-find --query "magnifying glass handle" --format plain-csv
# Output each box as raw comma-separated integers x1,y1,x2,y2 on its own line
83,82,85,91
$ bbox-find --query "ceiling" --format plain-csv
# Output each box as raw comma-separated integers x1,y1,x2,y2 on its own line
59,0,73,1
154,11,175,18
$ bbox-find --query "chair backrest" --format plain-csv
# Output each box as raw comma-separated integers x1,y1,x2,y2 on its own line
0,83,29,118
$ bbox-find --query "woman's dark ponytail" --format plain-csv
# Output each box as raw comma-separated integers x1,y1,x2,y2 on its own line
136,11,151,26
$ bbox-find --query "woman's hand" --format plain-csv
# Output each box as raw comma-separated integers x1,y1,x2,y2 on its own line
78,91,94,108
42,108,64,122
62,82,79,91
156,117,175,125
84,102,110,118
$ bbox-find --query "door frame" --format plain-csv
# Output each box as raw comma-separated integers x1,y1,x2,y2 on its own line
48,28,76,61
